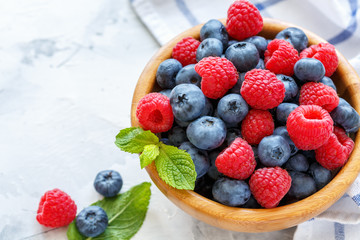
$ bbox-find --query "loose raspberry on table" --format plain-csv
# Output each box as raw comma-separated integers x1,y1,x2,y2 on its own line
136,92,174,133
215,137,256,180
249,167,291,208
315,126,355,170
287,105,334,150
300,42,338,77
241,69,285,110
241,109,274,145
299,82,339,112
195,56,238,99
172,37,200,66
36,189,77,228
226,0,263,40
264,39,300,76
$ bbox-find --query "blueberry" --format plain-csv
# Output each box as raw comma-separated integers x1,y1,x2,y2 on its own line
275,27,308,52
207,150,223,180
330,98,360,133
200,19,228,48
217,93,249,125
294,58,325,82
168,126,188,147
226,128,242,146
76,206,108,237
187,116,227,150
273,126,298,156
288,171,317,200
201,97,214,117
196,38,223,61
156,59,182,89
175,118,190,128
159,89,172,98
229,72,245,94
170,84,205,122
320,76,337,91
179,142,210,179
194,175,214,199
225,42,259,72
244,36,268,58
255,58,265,69
94,170,123,197
308,162,332,190
212,178,251,207
284,154,309,172
300,150,316,162
160,138,171,145
227,40,238,47
242,195,261,208
175,64,201,87
276,74,299,102
258,135,291,167
276,103,298,125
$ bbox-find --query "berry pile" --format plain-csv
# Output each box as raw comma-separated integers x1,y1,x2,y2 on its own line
136,0,360,208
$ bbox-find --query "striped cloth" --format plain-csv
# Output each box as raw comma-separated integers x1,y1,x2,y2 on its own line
130,0,360,239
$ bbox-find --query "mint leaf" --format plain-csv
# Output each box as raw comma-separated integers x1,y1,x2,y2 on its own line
155,143,196,190
67,182,151,240
115,127,158,153
140,144,159,169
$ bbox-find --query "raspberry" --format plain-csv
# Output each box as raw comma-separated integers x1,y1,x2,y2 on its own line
215,138,256,179
249,167,291,208
36,189,77,228
241,109,274,145
264,39,300,76
299,82,339,112
300,42,338,77
241,69,285,110
172,37,200,66
226,0,263,40
195,57,238,99
315,126,354,170
287,105,334,150
136,93,174,133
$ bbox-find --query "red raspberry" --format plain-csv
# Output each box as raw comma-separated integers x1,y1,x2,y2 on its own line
226,0,263,40
300,42,338,77
195,57,238,99
264,39,300,76
241,69,285,110
249,167,291,208
136,93,174,133
36,189,77,228
241,109,274,145
172,37,200,66
287,105,334,150
299,82,339,112
215,137,256,180
315,126,355,170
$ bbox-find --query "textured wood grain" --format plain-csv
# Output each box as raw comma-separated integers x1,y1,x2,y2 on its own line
131,18,360,232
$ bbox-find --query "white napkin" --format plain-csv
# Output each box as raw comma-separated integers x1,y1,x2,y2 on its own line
130,0,360,239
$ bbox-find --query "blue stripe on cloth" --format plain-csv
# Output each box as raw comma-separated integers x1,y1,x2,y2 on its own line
334,222,345,240
175,0,199,26
328,0,358,45
352,193,360,206
255,0,284,11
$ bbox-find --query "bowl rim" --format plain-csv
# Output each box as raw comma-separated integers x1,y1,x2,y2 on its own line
131,18,360,232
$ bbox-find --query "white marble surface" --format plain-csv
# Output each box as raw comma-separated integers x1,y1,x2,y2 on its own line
0,1,296,239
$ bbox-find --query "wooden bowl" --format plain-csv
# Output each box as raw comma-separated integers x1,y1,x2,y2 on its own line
131,18,360,232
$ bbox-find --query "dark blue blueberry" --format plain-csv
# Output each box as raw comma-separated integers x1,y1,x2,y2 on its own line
320,76,337,91
194,175,214,199
300,150,316,162
196,38,223,62
159,89,172,98
258,135,291,167
276,102,298,125
244,36,268,58
201,97,214,117
308,162,332,190
255,58,265,69
284,154,309,172
294,58,325,82
226,128,242,146
170,84,205,122
168,126,188,147
156,59,182,89
187,116,227,150
207,150,223,180
160,138,171,145
225,42,259,72
276,74,299,102
242,195,261,208
275,27,308,52
212,178,251,207
330,98,360,133
217,93,249,125
273,126,298,156
200,19,229,48
288,171,317,200
229,72,245,94
179,142,210,179
94,170,123,197
175,64,201,88
227,40,239,47
175,118,190,127
76,206,108,237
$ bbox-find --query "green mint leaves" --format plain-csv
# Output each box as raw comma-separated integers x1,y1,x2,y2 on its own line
67,182,151,240
115,127,196,190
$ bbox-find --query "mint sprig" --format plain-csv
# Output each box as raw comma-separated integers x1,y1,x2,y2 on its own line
115,127,197,190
